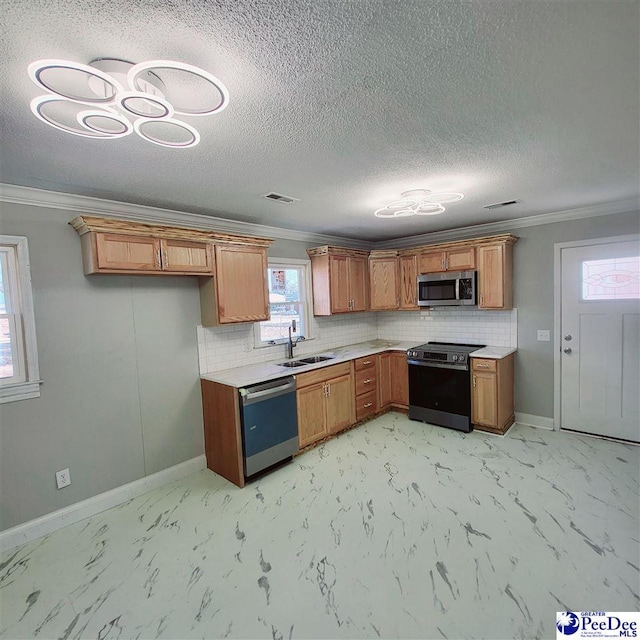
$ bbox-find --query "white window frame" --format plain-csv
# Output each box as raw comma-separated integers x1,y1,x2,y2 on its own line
0,236,41,403
254,258,313,348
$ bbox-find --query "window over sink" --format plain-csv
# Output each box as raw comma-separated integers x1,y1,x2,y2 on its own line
254,258,312,348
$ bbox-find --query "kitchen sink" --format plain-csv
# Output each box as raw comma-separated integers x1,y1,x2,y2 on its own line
297,356,335,364
277,361,307,367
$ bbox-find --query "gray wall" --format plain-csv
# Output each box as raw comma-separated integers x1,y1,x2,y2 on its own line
0,202,204,531
513,210,640,417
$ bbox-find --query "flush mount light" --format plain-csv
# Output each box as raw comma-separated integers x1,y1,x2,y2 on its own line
374,189,464,219
27,58,229,148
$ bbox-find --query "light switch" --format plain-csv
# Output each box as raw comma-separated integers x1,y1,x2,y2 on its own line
537,329,551,342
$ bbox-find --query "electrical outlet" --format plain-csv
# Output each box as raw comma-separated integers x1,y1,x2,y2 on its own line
537,330,551,342
55,468,71,489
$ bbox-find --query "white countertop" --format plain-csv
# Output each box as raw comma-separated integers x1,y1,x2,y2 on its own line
201,340,416,388
201,340,517,388
470,346,517,359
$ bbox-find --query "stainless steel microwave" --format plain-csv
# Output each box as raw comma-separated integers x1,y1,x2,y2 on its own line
417,270,477,307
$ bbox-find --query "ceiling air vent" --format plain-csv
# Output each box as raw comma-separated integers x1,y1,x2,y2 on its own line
262,192,299,204
483,200,519,210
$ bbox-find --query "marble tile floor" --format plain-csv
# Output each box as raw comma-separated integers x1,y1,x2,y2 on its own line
1,415,638,640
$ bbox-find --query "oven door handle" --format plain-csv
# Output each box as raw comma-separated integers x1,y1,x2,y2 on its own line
407,359,469,372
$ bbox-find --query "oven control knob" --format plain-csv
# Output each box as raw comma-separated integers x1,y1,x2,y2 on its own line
452,354,458,361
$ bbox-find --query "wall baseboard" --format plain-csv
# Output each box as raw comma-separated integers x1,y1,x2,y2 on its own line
0,455,207,553
515,412,554,430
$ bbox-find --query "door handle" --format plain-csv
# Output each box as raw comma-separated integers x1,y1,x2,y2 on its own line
564,335,572,341
563,347,572,354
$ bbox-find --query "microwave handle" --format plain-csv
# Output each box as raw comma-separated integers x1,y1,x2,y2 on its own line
455,278,460,300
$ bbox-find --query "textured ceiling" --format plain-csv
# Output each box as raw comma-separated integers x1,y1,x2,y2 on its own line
1,0,639,241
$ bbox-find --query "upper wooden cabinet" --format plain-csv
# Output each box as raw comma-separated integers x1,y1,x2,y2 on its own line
200,244,270,325
162,238,214,273
369,252,399,311
93,232,162,272
70,215,274,325
399,253,418,309
477,242,514,309
307,247,369,315
81,232,213,275
419,246,475,274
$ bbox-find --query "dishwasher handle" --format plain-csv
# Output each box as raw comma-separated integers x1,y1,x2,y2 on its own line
239,377,296,405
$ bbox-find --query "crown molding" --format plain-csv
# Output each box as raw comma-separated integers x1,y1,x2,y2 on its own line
0,183,374,249
1,183,636,251
373,199,640,249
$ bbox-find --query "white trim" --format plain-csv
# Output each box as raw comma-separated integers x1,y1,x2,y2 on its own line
553,233,640,433
0,454,207,552
2,183,637,250
375,200,640,249
0,183,373,249
515,412,554,430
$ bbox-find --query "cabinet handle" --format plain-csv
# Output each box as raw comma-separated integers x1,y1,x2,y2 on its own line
363,379,372,384
476,363,490,368
323,383,328,397
163,250,169,266
473,375,477,388
479,294,484,306
327,383,331,397
445,258,449,270
442,258,446,271
156,249,162,268
362,360,372,365
364,402,373,408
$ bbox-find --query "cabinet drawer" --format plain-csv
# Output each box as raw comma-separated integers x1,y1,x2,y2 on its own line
355,368,377,396
356,390,377,420
472,358,497,373
296,361,351,388
354,356,376,372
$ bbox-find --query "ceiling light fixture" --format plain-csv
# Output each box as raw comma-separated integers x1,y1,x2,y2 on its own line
27,58,229,148
375,189,463,218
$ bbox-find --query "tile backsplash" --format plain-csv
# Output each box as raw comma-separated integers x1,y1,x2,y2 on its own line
376,307,517,348
198,308,517,375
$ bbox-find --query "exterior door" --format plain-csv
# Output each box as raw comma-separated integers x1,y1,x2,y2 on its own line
560,239,640,442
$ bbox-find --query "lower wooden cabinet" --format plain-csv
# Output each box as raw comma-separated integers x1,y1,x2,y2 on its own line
471,354,515,434
379,352,409,408
354,355,378,420
296,362,354,448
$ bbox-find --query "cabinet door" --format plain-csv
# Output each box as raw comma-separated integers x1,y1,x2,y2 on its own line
325,375,353,433
378,353,392,408
472,371,498,427
161,239,213,273
419,250,446,273
447,247,475,271
215,244,269,323
349,257,368,311
297,383,328,448
399,254,418,309
478,244,510,309
329,256,351,313
95,233,161,271
390,352,409,406
369,258,399,310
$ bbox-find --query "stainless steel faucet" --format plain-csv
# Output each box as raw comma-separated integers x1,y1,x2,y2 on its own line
286,320,305,359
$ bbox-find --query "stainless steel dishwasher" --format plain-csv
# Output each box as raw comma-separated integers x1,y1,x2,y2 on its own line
238,376,299,478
